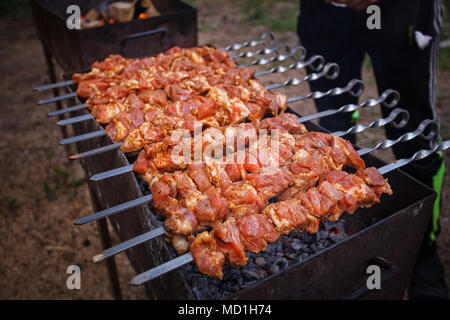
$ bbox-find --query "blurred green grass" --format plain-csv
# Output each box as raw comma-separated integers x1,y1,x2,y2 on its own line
238,0,299,31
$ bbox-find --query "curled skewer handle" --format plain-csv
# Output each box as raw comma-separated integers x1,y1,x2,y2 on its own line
379,140,450,175
334,108,409,138
288,79,365,103
358,119,438,156
230,42,284,59
241,45,306,68
255,55,325,77
298,89,399,124
222,32,275,51
265,63,339,90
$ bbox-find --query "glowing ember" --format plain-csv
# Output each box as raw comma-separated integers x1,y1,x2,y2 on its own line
138,13,148,19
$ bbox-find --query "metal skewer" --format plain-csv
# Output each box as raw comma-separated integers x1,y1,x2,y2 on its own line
68,142,123,160
254,54,325,77
229,42,284,60
60,130,106,145
287,79,364,103
239,45,306,68
128,139,450,286
74,194,153,225
89,108,410,263
265,63,339,90
221,32,275,52
34,80,76,92
297,89,399,124
48,103,87,117
37,92,77,105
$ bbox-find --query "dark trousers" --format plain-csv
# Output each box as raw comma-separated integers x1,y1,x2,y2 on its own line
298,0,447,299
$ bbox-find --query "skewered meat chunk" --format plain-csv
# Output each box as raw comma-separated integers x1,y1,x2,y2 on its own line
190,231,225,279
212,217,247,267
190,167,392,278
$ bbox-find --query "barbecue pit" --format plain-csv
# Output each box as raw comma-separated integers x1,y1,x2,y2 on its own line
36,34,441,300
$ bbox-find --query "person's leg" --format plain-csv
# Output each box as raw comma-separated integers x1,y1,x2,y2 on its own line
367,0,448,299
297,0,366,143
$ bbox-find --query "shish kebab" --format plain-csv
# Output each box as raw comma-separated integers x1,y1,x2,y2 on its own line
83,88,398,181
93,114,437,265
80,109,423,260
42,42,418,280
127,139,449,285
34,32,280,92
89,114,435,280
42,46,355,162
37,41,306,105
50,49,336,129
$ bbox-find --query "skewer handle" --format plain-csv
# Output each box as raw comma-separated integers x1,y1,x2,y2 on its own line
221,32,275,51
230,42,284,60
255,55,325,77
358,119,438,156
240,45,306,68
266,63,339,90
288,79,364,104
335,108,409,138
379,140,450,175
298,89,400,124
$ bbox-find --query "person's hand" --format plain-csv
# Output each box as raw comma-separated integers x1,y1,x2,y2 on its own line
325,0,379,11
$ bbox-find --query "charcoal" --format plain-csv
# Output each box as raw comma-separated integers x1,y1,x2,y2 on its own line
285,253,297,260
329,232,347,243
290,241,307,251
255,257,266,267
302,233,317,244
274,257,289,270
270,264,280,275
243,268,264,280
317,230,329,240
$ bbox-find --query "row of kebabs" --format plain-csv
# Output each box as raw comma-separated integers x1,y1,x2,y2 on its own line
72,46,287,153
71,46,393,279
